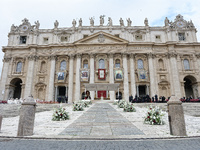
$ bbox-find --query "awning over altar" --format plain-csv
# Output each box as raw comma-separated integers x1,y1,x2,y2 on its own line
84,83,120,91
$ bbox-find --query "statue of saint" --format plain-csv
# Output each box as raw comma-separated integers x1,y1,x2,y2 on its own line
100,15,105,26
54,20,59,29
165,17,169,26
108,17,112,26
89,17,94,26
79,18,82,27
34,20,40,29
144,18,149,26
72,19,76,27
127,18,132,27
119,18,124,26
10,24,17,32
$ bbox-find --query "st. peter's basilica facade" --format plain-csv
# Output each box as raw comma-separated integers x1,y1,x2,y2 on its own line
0,14,200,103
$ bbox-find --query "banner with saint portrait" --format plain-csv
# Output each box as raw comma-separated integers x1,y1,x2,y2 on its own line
57,72,65,82
80,70,89,82
98,69,106,80
114,69,123,81
138,70,147,81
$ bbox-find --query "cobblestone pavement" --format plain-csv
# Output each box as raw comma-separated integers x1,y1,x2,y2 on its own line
0,138,200,150
59,103,144,136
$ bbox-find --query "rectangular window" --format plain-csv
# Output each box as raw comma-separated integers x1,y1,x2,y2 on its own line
20,36,27,44
43,37,49,44
83,35,88,38
178,33,186,41
115,34,120,38
135,34,142,40
61,36,68,42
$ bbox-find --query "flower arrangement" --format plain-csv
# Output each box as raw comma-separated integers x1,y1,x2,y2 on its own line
73,102,84,111
144,106,164,125
52,107,69,121
117,100,126,108
123,103,136,112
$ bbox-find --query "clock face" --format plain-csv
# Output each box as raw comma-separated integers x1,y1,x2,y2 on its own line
176,21,184,28
21,25,28,31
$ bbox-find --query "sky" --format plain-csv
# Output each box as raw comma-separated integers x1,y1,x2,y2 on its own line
0,0,200,76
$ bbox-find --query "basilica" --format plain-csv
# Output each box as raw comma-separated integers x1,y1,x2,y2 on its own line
0,14,200,103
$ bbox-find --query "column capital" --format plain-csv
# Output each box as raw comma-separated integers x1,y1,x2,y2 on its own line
69,54,75,59
3,57,12,62
27,55,38,61
76,53,82,58
108,53,114,58
195,53,200,59
49,55,57,60
130,53,136,59
168,52,177,58
89,53,95,58
122,52,128,58
147,52,155,58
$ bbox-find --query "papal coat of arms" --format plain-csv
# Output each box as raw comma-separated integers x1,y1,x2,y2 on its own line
98,34,105,43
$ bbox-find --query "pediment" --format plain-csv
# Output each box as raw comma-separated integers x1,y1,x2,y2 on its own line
74,31,128,45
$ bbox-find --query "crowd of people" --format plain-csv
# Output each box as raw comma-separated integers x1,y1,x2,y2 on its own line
129,94,170,103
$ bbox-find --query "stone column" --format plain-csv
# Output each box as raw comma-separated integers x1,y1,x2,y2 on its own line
148,53,156,97
146,85,149,95
47,56,56,101
136,85,139,96
90,53,95,100
75,54,81,101
0,57,11,100
167,95,187,136
169,52,182,98
0,115,2,132
55,86,58,102
109,53,115,100
17,95,36,136
68,54,74,103
24,55,36,99
130,54,136,97
123,53,129,101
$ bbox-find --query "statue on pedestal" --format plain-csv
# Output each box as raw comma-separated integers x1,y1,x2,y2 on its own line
165,17,169,26
127,18,132,27
89,17,94,26
72,19,76,27
79,18,82,27
34,20,40,30
119,18,124,26
144,18,149,26
108,17,112,26
54,20,59,29
100,15,105,26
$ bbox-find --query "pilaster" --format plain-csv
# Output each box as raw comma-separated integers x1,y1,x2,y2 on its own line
130,53,136,97
89,53,95,100
109,53,114,100
68,54,74,103
122,53,129,101
148,53,156,97
75,53,82,101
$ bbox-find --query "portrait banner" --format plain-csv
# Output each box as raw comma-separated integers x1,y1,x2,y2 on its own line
115,69,123,81
58,72,65,82
138,70,147,81
81,70,89,82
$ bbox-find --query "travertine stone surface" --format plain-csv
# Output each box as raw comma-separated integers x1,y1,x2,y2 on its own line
167,96,186,136
0,115,2,132
17,96,36,136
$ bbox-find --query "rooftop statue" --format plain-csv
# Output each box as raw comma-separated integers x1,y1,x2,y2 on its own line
127,18,132,27
79,18,82,27
34,20,40,30
144,18,149,26
100,15,105,26
54,20,59,29
119,18,124,27
108,17,112,26
165,17,169,26
89,17,94,26
72,19,76,27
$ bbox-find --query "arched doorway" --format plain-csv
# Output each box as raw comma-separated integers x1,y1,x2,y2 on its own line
184,76,198,99
9,78,22,99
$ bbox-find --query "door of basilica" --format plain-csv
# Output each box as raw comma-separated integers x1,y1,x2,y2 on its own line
139,85,146,98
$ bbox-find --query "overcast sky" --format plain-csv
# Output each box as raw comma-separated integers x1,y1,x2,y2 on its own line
0,0,200,76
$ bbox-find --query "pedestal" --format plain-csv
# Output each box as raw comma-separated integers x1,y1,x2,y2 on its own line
17,96,36,136
167,96,187,136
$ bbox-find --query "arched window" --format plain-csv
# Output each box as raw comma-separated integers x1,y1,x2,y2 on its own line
99,59,105,69
183,59,190,70
137,59,143,69
158,59,164,69
16,62,22,73
83,59,88,69
60,60,66,71
40,61,46,72
115,59,120,68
